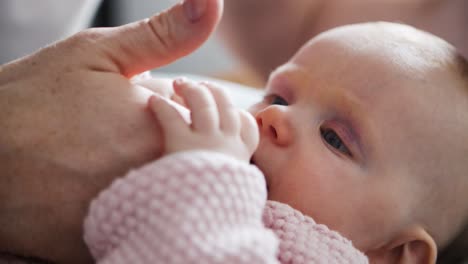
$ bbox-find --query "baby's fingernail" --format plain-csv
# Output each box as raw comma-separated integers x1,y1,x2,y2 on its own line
200,81,217,88
139,71,152,80
149,95,157,103
130,71,151,83
174,77,187,85
183,0,207,22
176,76,188,82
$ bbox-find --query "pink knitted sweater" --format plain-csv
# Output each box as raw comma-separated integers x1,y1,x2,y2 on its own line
84,151,368,263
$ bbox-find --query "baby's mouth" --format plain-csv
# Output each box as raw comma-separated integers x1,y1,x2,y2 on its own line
250,157,269,192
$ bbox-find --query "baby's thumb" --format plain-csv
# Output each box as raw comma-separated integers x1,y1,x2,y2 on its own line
76,0,222,77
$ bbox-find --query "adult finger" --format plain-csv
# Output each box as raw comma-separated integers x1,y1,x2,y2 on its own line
74,0,223,77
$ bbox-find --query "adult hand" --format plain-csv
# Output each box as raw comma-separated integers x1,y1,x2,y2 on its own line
0,0,222,263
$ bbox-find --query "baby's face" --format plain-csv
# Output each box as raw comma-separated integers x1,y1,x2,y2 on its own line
250,23,468,251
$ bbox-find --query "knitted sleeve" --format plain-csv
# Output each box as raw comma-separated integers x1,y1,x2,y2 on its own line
83,151,280,264
263,201,368,264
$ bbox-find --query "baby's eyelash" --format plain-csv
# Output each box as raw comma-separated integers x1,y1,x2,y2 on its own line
320,127,352,157
265,94,288,106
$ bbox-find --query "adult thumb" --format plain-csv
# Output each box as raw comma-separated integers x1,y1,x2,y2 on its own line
75,0,223,77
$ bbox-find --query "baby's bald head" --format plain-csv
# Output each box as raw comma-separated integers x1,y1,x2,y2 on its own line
266,21,468,262
434,52,468,263
311,23,468,250
358,22,468,262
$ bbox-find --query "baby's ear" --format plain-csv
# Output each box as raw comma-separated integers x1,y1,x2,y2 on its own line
366,226,437,264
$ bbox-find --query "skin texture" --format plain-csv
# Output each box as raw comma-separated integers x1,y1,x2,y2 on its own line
144,21,468,263
148,79,258,162
249,23,468,262
220,0,468,85
0,0,223,263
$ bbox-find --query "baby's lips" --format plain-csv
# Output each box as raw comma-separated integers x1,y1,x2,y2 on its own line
250,157,270,192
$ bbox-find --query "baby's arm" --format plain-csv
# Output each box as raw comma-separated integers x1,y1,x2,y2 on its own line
263,202,368,263
84,151,280,264
84,79,279,263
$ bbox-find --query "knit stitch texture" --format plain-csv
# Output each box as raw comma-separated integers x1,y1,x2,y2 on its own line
84,151,367,263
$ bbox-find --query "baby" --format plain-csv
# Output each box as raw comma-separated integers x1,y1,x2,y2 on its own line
84,22,468,263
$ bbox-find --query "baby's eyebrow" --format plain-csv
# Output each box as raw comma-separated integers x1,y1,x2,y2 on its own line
309,76,373,161
267,64,310,93
337,89,367,115
332,89,374,162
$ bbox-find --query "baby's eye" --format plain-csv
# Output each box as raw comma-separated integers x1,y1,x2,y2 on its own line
320,128,351,156
270,95,288,106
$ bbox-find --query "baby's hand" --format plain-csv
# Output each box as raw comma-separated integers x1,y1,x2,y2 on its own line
130,72,171,97
148,79,259,162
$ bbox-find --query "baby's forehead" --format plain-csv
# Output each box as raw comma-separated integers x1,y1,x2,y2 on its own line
291,22,462,103
303,23,451,70
304,24,468,189
290,22,468,158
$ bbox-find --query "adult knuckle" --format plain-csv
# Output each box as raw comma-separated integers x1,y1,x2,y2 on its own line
145,13,178,53
68,28,106,47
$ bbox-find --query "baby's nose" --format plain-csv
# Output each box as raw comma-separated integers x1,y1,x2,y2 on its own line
255,107,293,147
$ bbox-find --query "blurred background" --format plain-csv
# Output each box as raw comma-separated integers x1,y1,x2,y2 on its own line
1,0,466,89
0,0,236,76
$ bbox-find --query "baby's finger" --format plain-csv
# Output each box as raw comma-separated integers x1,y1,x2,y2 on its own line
130,71,152,82
239,110,260,154
134,78,174,98
148,95,188,136
171,93,186,107
173,79,219,132
202,82,240,134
